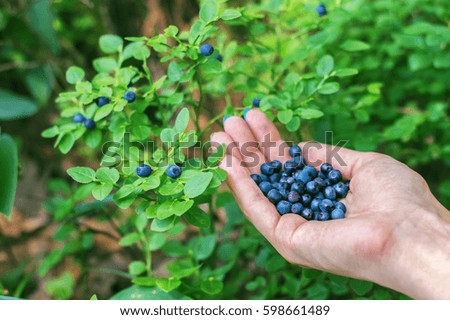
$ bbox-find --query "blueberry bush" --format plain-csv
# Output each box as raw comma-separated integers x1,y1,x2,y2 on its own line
1,0,449,300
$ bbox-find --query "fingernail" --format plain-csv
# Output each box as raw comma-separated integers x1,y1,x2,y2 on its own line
243,107,252,121
223,114,231,124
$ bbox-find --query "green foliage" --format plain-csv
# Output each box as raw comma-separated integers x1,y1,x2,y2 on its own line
0,135,18,218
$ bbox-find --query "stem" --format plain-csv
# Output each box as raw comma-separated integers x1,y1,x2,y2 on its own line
144,239,152,277
198,110,227,139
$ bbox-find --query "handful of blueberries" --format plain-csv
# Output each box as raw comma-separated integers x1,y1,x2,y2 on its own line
251,145,349,221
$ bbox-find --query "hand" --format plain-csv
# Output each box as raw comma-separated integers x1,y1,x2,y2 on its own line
210,109,450,299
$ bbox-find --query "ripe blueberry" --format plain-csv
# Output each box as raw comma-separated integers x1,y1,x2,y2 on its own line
278,188,289,200
267,189,283,204
328,169,342,184
306,181,320,195
270,173,281,183
301,194,312,207
291,202,304,215
284,160,298,175
288,191,301,203
314,177,326,188
290,182,304,194
73,113,85,123
289,145,302,158
301,208,314,220
331,208,345,220
311,198,321,211
334,182,349,198
296,170,312,184
259,174,270,182
324,186,337,200
136,164,153,177
320,163,333,175
124,90,136,103
286,177,295,185
250,174,262,184
334,201,347,213
166,164,182,179
319,199,334,213
316,4,327,16
293,156,305,168
261,162,275,175
316,211,330,221
259,182,273,195
84,118,96,130
96,96,110,107
276,200,291,215
252,98,261,107
316,192,325,199
200,43,214,56
303,165,318,179
271,160,282,173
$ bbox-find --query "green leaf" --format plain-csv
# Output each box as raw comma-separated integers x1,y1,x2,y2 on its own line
114,184,137,199
199,2,218,23
0,89,38,120
318,82,340,95
28,0,60,54
93,58,117,73
340,40,370,52
111,285,190,300
277,109,293,124
167,62,183,82
132,277,156,287
141,176,161,191
220,9,242,21
128,261,146,275
67,167,96,184
206,144,226,167
44,272,74,300
184,172,213,198
0,135,18,218
286,116,301,132
94,103,114,121
160,128,177,145
184,207,211,228
96,168,120,184
200,278,223,295
58,133,75,154
42,126,59,138
316,55,334,76
189,234,216,260
119,232,141,246
159,182,184,196
157,200,194,219
175,108,189,133
149,233,167,251
92,183,113,201
156,278,181,292
85,130,102,148
349,279,374,296
298,108,324,119
335,68,359,77
25,66,54,105
65,66,85,84
151,216,179,232
99,34,123,53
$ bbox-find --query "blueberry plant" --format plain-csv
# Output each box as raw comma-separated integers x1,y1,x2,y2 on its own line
36,0,449,300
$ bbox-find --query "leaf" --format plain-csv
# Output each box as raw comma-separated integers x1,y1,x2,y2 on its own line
184,172,213,198
189,234,216,260
0,89,38,120
335,68,359,77
119,232,141,246
277,109,293,124
206,143,226,167
200,278,223,295
167,62,183,82
96,168,120,184
316,55,334,76
141,176,160,191
156,278,181,292
114,184,137,199
65,66,85,84
160,128,177,145
199,2,218,23
25,65,54,105
220,9,242,21
184,207,211,228
298,108,324,119
132,277,156,287
99,34,123,53
151,216,178,232
318,82,340,95
67,167,96,184
58,133,75,154
85,130,101,148
94,103,114,121
340,40,370,52
111,285,190,300
0,135,18,218
286,116,301,132
175,108,189,133
349,279,374,296
44,272,75,300
159,182,184,196
149,233,167,251
92,183,113,201
27,0,60,54
93,58,117,73
156,200,194,219
128,261,146,275
41,126,59,138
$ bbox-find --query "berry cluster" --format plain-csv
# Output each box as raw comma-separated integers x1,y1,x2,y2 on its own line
251,145,349,221
135,163,182,180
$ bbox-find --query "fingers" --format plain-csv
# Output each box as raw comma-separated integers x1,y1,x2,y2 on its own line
210,131,243,162
224,116,266,173
244,109,291,162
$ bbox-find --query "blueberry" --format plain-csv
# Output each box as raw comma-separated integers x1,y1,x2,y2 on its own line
279,177,288,184
311,198,321,211
271,160,282,173
290,182,304,194
96,96,110,107
331,208,345,220
334,182,349,198
124,90,136,103
73,113,85,123
136,164,153,177
344,180,351,190
261,162,275,175
291,202,304,214
278,188,289,200
217,54,223,62
328,169,342,184
289,145,302,158
320,163,333,175
272,182,281,190
314,177,326,188
324,186,337,200
306,181,320,195
278,182,289,191
259,174,270,182
316,4,327,16
281,172,289,178
250,174,262,184
301,194,312,207
301,208,314,220
293,156,305,168
83,118,96,130
303,165,318,179
166,164,182,179
286,177,295,185
319,199,334,213
200,43,214,56
259,182,273,195
284,160,298,174
270,173,281,183
318,171,327,180
267,189,283,204
324,178,332,187
316,192,325,200
295,170,312,184
334,201,347,213
276,200,292,215
316,211,330,221
252,98,261,107
288,191,301,203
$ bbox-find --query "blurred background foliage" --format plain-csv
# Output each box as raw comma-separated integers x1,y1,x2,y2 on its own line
0,0,449,299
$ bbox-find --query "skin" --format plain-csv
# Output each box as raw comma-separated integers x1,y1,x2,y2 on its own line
210,109,450,299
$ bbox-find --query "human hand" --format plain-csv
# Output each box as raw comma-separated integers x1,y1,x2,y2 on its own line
210,109,450,299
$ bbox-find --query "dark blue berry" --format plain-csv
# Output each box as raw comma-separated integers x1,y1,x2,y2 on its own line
290,182,304,194
272,182,281,190
295,170,312,184
83,118,96,130
278,182,289,191
316,4,327,16
279,177,288,184
250,174,262,184
303,165,318,179
73,113,85,123
334,182,349,198
136,164,153,177
261,162,275,175
319,199,334,213
271,160,282,173
306,181,320,195
291,202,304,214
124,90,136,103
217,54,223,62
311,198,321,211
301,194,312,207
318,171,327,180
278,188,289,200
344,180,351,190
301,208,314,220
320,163,333,175
200,43,214,56
324,186,337,200
252,98,261,107
331,208,345,220
316,211,330,221
334,201,347,213
276,200,291,215
267,189,283,204
281,172,289,178
259,182,273,195
289,145,302,158
288,191,301,203
324,178,332,187
316,192,325,199
286,177,295,185
166,164,182,179
96,96,110,107
259,174,270,182
328,169,342,184
314,177,326,188
269,173,281,183
284,160,298,175
293,156,305,168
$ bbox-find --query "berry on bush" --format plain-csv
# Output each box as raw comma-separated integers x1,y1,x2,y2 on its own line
252,98,261,107
166,164,182,179
73,113,85,123
124,90,136,103
136,164,153,177
200,43,214,56
84,118,96,129
96,96,110,107
316,4,327,16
